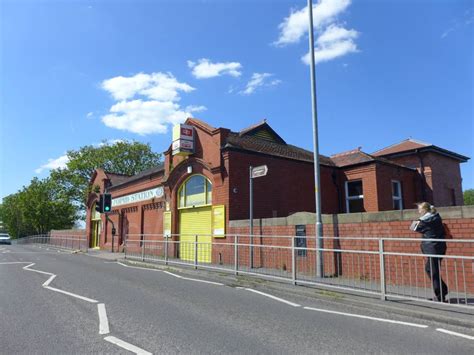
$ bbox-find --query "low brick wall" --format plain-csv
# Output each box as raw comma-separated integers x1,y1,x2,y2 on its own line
228,206,474,293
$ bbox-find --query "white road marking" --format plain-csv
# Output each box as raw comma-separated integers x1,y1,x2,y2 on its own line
244,288,301,307
98,303,110,335
23,263,98,303
304,307,428,328
162,270,182,278
117,261,159,271
43,274,56,287
44,286,99,303
104,336,152,355
436,328,474,340
117,261,224,286
0,261,31,265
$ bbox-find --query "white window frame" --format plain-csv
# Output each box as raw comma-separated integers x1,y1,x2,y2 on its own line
392,180,403,210
345,180,364,213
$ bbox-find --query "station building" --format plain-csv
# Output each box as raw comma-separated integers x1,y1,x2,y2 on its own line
85,117,469,254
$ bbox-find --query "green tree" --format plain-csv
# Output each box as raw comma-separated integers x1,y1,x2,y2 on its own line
464,189,474,205
0,178,76,238
50,140,161,214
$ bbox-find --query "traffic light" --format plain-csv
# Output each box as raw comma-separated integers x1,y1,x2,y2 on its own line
95,195,103,213
103,193,112,213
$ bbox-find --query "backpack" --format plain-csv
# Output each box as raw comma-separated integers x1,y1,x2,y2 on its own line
443,223,453,239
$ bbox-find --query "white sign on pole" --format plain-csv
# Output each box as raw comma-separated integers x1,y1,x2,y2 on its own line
251,165,268,179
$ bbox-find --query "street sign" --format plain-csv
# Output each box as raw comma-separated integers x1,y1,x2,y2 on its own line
251,165,268,179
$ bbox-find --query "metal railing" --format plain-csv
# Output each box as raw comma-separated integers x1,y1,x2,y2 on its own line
124,234,474,309
17,234,88,252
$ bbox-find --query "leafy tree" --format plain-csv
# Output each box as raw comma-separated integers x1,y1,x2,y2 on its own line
50,140,161,214
464,189,474,205
0,178,76,238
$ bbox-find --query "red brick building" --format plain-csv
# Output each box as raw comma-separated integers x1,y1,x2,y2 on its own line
85,118,468,251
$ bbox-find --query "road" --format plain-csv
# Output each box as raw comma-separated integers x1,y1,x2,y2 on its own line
1,244,473,354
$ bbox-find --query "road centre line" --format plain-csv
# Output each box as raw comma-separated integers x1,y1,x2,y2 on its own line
22,263,99,303
304,307,428,328
104,336,152,355
0,261,31,265
43,274,57,287
44,286,99,303
244,288,301,307
436,328,474,340
98,303,110,335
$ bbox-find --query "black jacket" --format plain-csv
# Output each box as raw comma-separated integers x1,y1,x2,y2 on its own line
415,212,447,255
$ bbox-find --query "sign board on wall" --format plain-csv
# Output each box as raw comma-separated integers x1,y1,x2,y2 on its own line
172,124,195,156
212,205,225,237
112,187,164,207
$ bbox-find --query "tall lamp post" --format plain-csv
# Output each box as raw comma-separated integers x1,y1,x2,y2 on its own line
307,0,324,278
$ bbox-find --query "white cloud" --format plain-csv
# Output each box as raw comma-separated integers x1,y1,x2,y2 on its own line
302,25,359,65
101,72,194,101
274,0,351,46
35,154,69,174
240,73,282,95
102,100,192,135
86,112,94,119
188,58,242,79
100,72,201,135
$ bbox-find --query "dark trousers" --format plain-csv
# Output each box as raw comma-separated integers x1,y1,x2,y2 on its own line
425,257,448,300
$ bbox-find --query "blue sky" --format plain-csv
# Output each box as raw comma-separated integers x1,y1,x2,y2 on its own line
1,0,473,201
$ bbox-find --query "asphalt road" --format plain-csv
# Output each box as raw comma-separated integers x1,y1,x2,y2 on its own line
1,244,473,354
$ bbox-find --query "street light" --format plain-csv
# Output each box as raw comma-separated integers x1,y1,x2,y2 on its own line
307,0,324,278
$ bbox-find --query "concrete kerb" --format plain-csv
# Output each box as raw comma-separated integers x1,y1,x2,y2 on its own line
118,258,474,330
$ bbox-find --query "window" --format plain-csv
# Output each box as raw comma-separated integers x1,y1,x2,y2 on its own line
178,175,212,208
345,180,364,213
392,180,403,210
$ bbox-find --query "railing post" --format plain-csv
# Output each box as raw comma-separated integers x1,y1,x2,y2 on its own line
165,235,169,265
379,239,386,301
234,235,239,276
142,235,145,261
194,235,198,270
292,236,296,285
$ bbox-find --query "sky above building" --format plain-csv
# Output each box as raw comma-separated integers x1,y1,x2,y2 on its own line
1,0,473,200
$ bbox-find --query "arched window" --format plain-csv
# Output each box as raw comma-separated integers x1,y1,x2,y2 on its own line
178,175,212,208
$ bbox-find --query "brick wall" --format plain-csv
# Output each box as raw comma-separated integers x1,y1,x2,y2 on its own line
228,206,474,293
387,152,464,206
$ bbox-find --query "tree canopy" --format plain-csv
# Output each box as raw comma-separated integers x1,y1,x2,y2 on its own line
0,178,76,238
1,140,162,237
51,140,162,211
464,189,474,205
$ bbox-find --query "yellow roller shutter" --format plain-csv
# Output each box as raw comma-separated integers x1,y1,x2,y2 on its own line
179,206,212,263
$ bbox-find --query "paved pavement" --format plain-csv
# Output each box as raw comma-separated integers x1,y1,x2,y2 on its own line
1,244,473,354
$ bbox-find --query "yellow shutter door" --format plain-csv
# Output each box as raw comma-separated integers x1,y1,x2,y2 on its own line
179,207,212,263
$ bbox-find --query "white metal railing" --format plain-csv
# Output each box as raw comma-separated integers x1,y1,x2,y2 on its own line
18,234,88,252
124,234,474,309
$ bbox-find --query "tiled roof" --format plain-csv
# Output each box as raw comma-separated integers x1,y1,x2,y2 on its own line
372,139,430,157
372,138,469,162
105,172,131,186
224,133,334,166
108,165,165,190
330,149,414,169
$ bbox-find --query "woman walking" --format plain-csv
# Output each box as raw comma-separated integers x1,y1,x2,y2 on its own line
411,202,448,302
